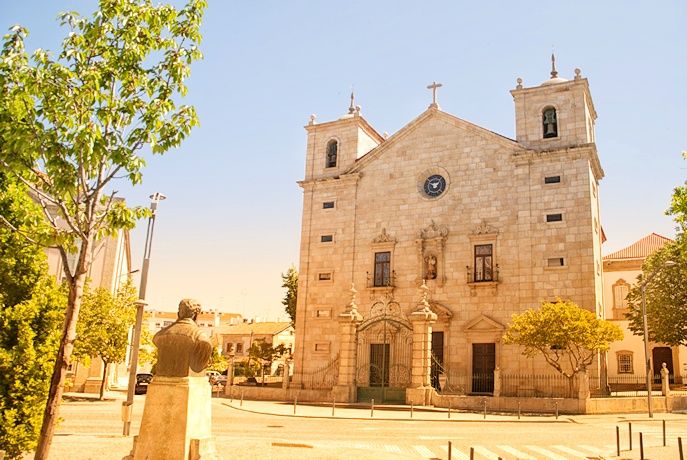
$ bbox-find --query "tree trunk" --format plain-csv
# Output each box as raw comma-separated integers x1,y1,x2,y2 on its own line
35,238,91,460
99,359,109,401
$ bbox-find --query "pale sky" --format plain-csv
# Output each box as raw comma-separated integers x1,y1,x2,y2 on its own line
3,1,685,320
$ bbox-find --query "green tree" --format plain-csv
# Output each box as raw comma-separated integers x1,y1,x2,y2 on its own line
206,347,227,373
0,277,66,460
503,299,623,383
0,1,206,456
248,341,287,384
667,151,687,264
625,240,687,346
73,281,137,400
0,172,52,307
281,266,298,326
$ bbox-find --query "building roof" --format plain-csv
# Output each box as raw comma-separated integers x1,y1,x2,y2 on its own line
216,321,292,336
603,233,673,261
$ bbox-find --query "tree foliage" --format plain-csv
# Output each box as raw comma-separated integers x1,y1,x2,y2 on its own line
73,280,137,399
0,172,52,308
206,347,227,373
0,278,66,459
503,299,623,379
0,1,206,455
281,266,298,326
248,341,287,383
625,238,687,346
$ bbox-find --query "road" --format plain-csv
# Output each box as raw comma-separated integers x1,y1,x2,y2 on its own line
39,393,687,459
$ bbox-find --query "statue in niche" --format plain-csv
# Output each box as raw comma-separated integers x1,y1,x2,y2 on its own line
424,254,437,280
153,298,213,377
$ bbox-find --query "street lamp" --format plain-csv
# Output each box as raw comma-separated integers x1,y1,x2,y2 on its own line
122,192,166,436
640,259,676,418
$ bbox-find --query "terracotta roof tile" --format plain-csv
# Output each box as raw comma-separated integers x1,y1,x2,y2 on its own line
603,233,673,260
216,321,292,336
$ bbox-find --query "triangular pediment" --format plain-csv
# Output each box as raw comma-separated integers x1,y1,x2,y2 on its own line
347,107,520,174
464,314,504,332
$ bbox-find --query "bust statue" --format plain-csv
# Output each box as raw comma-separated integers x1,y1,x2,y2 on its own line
153,298,213,377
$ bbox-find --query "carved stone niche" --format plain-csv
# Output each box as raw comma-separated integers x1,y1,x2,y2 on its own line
415,220,449,286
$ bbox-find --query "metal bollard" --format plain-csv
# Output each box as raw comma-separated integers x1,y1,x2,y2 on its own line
629,422,632,450
410,402,413,418
483,398,486,419
371,398,374,418
663,419,666,446
679,437,684,460
448,401,451,419
518,401,521,420
470,446,474,460
448,441,452,460
640,432,644,460
616,426,620,456
240,389,244,407
293,396,297,414
332,398,336,417
555,401,558,419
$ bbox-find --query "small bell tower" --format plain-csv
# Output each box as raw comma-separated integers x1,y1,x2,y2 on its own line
511,55,597,151
303,92,384,181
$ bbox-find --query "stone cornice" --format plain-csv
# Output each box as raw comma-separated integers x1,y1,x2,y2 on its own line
512,144,604,181
298,172,361,190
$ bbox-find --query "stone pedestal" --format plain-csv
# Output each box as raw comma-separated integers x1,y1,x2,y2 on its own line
407,294,437,406
334,286,363,402
127,376,220,460
577,370,590,400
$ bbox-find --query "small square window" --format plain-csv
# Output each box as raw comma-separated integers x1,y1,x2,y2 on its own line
321,235,333,243
314,343,330,352
318,273,332,281
544,175,561,184
546,213,563,222
315,309,331,318
547,257,565,267
323,201,335,209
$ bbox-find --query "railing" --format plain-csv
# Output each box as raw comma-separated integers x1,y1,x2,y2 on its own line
365,270,396,288
465,264,500,284
590,374,687,397
301,354,339,390
501,373,577,398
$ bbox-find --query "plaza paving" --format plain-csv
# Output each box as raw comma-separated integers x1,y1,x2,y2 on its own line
29,390,687,459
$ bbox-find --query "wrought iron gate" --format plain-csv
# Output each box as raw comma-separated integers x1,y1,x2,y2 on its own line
356,298,412,403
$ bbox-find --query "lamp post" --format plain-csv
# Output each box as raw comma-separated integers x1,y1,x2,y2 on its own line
122,192,166,436
640,260,676,418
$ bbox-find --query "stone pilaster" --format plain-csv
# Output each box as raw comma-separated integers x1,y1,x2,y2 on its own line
577,370,590,400
406,281,437,406
493,367,501,397
333,285,362,402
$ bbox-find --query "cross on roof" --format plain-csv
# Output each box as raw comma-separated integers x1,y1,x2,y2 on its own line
426,81,443,108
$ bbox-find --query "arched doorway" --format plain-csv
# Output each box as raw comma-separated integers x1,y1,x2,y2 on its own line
356,298,412,403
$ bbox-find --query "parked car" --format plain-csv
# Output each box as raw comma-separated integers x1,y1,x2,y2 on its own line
134,373,153,395
206,371,221,386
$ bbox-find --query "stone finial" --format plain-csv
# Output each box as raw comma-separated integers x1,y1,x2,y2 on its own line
382,132,389,139
574,68,582,80
550,53,558,79
516,77,523,89
308,114,316,125
348,90,356,114
348,283,358,313
419,279,431,310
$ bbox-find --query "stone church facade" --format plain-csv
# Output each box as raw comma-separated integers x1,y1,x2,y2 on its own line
292,61,605,404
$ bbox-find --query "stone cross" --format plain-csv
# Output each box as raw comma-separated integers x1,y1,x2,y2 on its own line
426,81,443,108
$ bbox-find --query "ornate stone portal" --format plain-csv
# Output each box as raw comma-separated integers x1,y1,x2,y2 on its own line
126,299,221,460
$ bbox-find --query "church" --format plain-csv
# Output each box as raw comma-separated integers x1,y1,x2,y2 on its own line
291,58,605,405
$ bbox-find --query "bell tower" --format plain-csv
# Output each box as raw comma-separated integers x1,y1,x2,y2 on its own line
303,93,383,181
511,55,597,151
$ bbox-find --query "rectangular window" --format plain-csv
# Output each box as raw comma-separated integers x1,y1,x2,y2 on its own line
314,343,330,352
320,234,333,243
163,320,173,327
618,353,633,374
547,257,565,267
474,244,493,282
544,175,561,184
546,213,563,222
374,251,391,287
613,283,630,309
318,273,332,281
322,201,335,209
235,343,243,354
315,309,331,318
